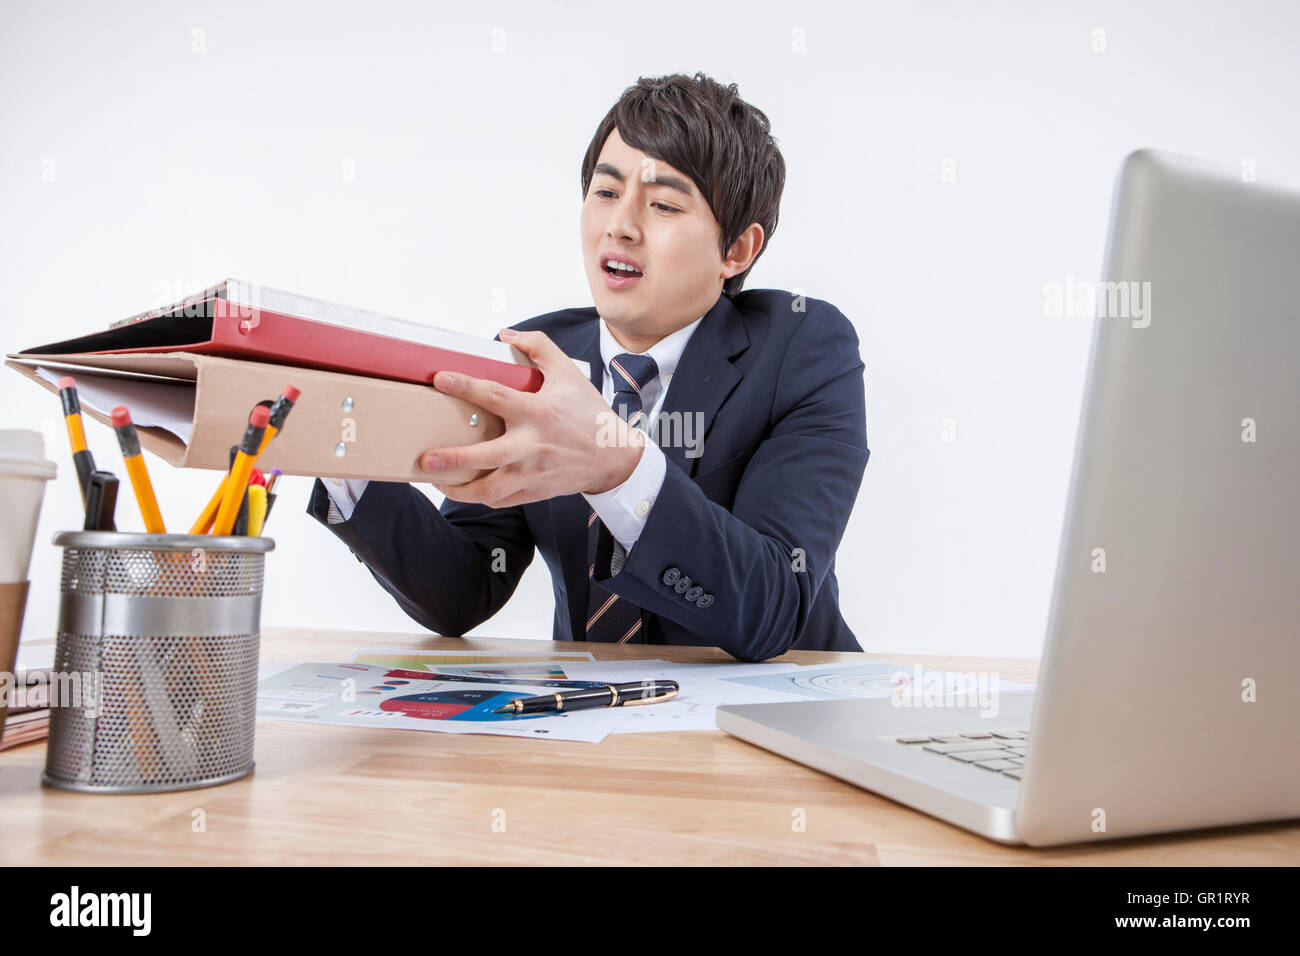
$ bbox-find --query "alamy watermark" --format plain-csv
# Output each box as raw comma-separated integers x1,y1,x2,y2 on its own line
1,669,101,717
49,886,151,935
595,408,706,459
1043,273,1151,328
889,665,1005,718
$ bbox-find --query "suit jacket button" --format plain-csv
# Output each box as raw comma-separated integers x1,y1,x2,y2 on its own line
696,592,714,608
685,585,703,602
662,567,680,586
674,575,692,594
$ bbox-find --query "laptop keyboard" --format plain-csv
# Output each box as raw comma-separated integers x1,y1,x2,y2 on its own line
890,729,1030,780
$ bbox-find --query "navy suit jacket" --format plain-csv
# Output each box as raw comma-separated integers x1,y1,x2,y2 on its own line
306,288,870,662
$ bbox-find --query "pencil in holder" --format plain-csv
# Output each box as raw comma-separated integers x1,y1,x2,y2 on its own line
43,531,274,793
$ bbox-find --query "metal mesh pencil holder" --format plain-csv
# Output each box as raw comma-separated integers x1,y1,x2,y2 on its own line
43,531,274,794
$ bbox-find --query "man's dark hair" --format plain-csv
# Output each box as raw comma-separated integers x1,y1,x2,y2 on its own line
580,72,786,298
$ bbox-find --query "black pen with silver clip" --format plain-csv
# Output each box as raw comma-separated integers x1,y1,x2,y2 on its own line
493,680,679,715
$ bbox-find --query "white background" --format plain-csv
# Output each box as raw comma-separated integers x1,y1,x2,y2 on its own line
3,0,1298,658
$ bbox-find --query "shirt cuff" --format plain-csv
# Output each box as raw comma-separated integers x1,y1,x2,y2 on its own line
581,439,667,555
321,477,370,524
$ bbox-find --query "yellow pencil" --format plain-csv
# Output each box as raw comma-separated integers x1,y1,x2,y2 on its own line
189,477,227,535
257,384,301,455
190,386,297,534
211,405,271,536
110,406,166,533
57,376,96,505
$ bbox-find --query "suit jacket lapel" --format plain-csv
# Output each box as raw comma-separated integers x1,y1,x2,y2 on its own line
656,292,749,478
556,293,750,479
546,294,749,513
576,318,604,392
543,294,748,640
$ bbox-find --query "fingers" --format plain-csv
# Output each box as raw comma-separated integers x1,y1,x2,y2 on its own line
432,370,525,417
421,434,523,474
478,488,540,508
436,482,538,509
499,328,570,376
432,464,534,507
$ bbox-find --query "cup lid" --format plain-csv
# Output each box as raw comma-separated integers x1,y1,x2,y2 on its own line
0,430,56,480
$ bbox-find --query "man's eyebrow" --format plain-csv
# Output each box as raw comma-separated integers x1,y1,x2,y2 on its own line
593,162,694,197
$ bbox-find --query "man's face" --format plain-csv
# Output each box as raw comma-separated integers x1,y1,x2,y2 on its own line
581,127,731,348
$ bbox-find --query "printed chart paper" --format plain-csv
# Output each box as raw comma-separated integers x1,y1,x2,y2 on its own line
256,662,620,742
561,660,809,733
720,660,1036,702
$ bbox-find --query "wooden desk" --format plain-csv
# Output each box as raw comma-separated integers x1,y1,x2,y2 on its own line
3,627,1297,865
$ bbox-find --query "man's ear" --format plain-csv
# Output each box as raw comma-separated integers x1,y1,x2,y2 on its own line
722,223,765,279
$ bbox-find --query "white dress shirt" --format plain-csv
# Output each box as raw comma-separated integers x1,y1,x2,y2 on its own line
323,314,705,572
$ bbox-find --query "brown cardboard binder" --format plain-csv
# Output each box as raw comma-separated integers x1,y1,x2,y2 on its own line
5,350,504,484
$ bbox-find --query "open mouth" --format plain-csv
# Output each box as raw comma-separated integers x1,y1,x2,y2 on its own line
604,262,643,277
601,255,644,278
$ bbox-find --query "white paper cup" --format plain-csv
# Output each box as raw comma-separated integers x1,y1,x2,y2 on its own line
0,429,58,585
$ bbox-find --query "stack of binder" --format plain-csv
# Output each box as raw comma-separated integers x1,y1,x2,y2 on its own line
1,669,49,751
5,280,582,483
1,646,50,752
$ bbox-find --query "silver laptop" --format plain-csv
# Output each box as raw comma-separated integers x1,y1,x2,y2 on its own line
717,149,1300,847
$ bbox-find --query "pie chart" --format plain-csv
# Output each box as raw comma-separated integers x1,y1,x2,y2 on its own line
379,689,541,721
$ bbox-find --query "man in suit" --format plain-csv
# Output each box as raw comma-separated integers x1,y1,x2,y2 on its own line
308,72,869,662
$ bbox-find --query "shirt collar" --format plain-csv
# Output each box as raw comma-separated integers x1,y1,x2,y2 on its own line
598,312,706,386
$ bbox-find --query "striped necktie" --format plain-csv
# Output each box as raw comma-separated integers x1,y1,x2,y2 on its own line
585,352,659,643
